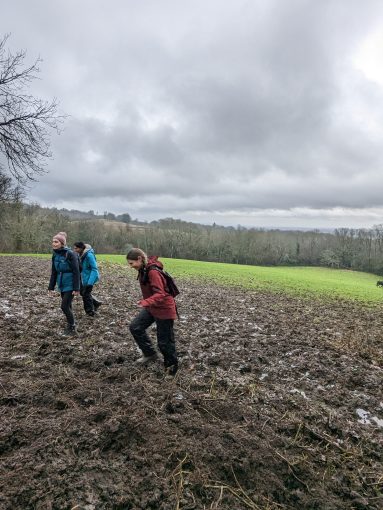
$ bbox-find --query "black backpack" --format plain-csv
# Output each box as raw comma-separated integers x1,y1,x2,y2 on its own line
145,265,180,297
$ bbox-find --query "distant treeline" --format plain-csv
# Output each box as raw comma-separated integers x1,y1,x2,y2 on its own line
52,207,133,223
1,202,383,274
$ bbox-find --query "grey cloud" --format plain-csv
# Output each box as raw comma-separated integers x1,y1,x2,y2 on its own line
4,0,383,227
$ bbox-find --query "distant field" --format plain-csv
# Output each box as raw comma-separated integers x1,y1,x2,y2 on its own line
2,252,383,304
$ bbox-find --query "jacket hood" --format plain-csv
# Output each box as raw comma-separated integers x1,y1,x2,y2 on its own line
146,255,163,270
82,244,93,258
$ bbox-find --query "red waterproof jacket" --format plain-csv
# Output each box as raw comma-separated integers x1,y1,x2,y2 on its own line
138,256,177,320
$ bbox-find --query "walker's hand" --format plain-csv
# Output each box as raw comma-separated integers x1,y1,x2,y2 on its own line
137,301,143,308
72,291,80,296
48,290,56,296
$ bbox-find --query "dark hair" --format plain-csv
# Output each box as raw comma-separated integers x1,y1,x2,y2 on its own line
126,248,147,264
74,241,86,250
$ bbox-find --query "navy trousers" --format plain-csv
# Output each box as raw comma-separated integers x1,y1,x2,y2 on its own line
60,291,75,326
80,284,101,315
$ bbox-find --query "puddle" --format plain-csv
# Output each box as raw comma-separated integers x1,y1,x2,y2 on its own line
0,300,11,311
356,408,383,428
372,416,383,427
290,389,308,399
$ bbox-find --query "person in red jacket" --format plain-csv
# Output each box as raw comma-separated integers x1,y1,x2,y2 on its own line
127,248,178,376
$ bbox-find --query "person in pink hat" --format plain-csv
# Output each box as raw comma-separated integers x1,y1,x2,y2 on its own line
48,232,80,336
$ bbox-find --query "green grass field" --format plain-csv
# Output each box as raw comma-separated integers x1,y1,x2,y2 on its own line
2,252,383,304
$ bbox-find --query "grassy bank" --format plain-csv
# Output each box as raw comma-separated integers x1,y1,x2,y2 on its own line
1,253,382,304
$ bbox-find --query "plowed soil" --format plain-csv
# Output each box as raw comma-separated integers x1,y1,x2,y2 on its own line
0,256,382,510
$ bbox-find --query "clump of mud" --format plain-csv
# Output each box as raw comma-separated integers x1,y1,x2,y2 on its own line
0,256,382,509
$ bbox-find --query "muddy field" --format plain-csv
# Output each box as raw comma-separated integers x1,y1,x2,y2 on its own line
0,256,382,510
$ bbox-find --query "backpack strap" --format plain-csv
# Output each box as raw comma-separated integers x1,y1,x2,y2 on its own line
142,265,179,318
64,249,81,290
143,265,166,285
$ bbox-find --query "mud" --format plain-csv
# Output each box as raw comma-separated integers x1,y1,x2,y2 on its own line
0,256,382,509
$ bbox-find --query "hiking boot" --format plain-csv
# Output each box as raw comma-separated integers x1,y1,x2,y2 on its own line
136,353,158,364
86,311,95,317
164,365,178,378
63,325,77,337
93,301,102,311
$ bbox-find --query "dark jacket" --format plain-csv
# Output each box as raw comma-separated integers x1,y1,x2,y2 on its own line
49,247,80,292
138,256,177,320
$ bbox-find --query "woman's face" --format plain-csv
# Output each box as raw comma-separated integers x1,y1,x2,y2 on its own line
52,239,62,249
127,256,143,271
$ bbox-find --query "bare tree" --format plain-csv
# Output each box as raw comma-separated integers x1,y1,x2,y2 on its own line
0,34,63,183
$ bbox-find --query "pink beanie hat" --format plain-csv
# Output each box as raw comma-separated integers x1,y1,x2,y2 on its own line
53,232,67,246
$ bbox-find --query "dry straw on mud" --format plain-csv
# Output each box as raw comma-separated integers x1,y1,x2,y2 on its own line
0,256,382,509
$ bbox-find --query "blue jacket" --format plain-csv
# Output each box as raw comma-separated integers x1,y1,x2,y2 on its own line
49,247,80,292
80,245,99,286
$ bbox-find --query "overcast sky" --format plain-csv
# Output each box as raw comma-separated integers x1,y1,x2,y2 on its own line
3,0,383,228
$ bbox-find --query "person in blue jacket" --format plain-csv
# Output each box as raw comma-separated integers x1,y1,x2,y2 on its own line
73,241,101,316
48,232,80,336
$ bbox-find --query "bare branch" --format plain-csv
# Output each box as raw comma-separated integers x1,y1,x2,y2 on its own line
0,33,65,182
